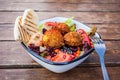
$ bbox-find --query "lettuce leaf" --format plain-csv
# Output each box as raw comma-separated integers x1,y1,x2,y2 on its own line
38,23,44,31
64,17,74,27
70,25,76,31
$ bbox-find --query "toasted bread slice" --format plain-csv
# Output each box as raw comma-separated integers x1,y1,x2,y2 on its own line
22,9,39,35
14,16,20,41
14,16,31,44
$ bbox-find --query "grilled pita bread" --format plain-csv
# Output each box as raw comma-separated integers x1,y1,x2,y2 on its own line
22,9,39,35
14,16,31,44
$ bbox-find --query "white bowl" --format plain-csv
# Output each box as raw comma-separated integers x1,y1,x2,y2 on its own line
20,17,100,73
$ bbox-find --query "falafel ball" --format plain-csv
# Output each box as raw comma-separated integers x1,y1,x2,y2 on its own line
42,29,64,48
52,23,70,35
64,32,82,46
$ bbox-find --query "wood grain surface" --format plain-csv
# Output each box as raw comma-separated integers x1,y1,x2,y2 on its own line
0,2,120,12
0,67,120,80
0,0,120,80
1,0,120,3
0,12,120,24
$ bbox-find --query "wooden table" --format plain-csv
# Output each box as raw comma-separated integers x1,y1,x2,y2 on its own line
0,0,120,80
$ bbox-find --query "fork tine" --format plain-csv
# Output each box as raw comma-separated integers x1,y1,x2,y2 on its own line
94,38,100,44
95,38,104,44
91,37,100,44
91,37,104,44
90,37,95,43
99,39,104,44
91,37,97,43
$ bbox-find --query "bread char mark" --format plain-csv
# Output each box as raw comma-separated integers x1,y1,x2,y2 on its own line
18,16,30,43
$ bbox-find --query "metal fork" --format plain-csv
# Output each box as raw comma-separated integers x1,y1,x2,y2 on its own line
91,37,109,80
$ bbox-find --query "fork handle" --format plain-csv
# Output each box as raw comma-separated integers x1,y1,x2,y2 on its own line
99,56,109,80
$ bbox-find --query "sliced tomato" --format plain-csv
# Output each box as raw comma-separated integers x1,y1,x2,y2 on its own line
45,55,52,61
76,29,91,45
45,22,57,27
76,29,92,52
51,51,75,62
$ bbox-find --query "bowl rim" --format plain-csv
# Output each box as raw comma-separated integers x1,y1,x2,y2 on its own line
20,17,101,65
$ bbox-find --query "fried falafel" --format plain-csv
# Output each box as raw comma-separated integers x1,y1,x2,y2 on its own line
42,29,64,48
64,32,82,46
52,23,70,35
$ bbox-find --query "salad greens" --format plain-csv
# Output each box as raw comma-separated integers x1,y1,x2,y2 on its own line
64,17,74,27
38,17,76,32
70,25,76,32
38,23,44,31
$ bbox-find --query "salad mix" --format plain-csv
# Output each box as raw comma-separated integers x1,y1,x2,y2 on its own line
27,17,94,62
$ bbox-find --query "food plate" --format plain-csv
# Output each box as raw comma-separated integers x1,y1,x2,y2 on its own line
19,17,100,73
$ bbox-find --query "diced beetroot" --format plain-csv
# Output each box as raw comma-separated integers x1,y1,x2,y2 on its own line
73,47,80,57
28,44,40,54
42,28,47,34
